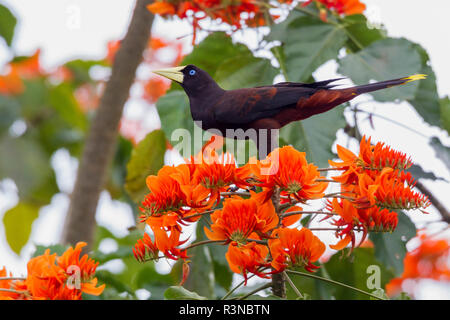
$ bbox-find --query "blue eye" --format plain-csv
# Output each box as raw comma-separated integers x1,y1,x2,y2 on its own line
189,69,196,76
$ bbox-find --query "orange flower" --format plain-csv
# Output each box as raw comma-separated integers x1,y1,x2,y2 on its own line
257,146,328,203
147,2,176,15
149,221,189,260
303,0,366,17
0,68,24,95
204,197,278,244
141,166,187,219
226,242,270,283
386,232,450,297
0,267,22,300
143,77,170,104
3,243,105,300
327,198,398,250
146,0,290,44
10,49,43,78
330,136,413,185
355,168,430,210
269,228,325,272
57,242,102,283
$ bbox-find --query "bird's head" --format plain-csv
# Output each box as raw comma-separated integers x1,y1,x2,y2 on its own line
152,65,222,98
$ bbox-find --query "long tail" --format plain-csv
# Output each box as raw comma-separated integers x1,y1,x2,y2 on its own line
353,74,427,95
289,74,427,123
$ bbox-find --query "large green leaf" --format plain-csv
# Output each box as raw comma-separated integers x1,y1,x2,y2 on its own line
215,54,278,90
407,44,441,128
369,211,416,276
3,202,40,254
0,4,16,46
280,105,346,168
125,129,166,203
266,13,348,82
338,38,422,102
324,248,395,300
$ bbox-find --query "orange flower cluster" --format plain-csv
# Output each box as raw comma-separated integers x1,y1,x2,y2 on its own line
303,0,366,21
326,136,430,250
147,0,294,44
386,232,450,297
0,49,43,96
133,136,429,284
0,242,104,300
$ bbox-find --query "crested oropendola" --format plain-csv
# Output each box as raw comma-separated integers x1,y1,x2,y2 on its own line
153,65,426,158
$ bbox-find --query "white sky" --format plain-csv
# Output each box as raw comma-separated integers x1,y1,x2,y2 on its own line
0,0,449,299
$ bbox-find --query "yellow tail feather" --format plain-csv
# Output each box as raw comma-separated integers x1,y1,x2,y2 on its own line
402,74,427,83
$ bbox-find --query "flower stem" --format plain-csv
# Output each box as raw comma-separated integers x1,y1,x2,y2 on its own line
280,210,338,218
237,282,272,300
181,209,214,221
285,269,386,300
184,239,226,250
0,277,26,281
0,288,28,296
283,271,304,299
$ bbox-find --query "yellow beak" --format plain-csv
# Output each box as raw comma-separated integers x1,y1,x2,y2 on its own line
152,66,186,83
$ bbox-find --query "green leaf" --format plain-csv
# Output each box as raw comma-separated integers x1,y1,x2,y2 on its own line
215,54,278,90
209,243,233,291
342,14,386,52
164,286,207,300
369,211,416,276
0,4,17,46
440,96,450,135
407,44,441,128
49,83,87,131
106,136,133,200
180,32,249,81
0,135,57,204
64,59,109,85
430,137,450,171
280,105,346,167
32,244,68,257
124,129,166,203
266,13,348,82
184,218,216,299
338,38,422,102
0,95,21,134
323,248,395,300
156,90,194,151
3,202,40,254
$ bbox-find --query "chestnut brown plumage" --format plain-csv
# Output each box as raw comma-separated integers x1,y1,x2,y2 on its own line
153,65,425,158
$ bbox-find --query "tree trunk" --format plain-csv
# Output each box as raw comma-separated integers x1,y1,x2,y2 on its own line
61,0,154,249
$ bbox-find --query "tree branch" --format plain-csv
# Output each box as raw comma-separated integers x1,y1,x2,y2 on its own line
61,0,154,248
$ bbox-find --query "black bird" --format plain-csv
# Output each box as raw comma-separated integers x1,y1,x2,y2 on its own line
153,65,425,158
